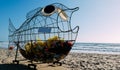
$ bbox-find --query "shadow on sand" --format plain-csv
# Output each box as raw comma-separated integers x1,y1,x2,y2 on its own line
0,64,34,70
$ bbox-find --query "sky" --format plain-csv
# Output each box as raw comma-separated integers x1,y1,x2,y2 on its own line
0,0,120,43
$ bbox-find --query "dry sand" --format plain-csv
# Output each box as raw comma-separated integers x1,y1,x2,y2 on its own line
61,53,120,70
0,49,67,70
0,48,120,70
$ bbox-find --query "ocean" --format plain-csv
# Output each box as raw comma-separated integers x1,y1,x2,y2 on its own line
0,42,120,54
71,43,120,54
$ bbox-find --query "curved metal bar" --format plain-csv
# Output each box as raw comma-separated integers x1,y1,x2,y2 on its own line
57,7,79,32
72,26,79,33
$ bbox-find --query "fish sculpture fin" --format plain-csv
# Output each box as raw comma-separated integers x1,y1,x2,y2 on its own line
9,18,16,35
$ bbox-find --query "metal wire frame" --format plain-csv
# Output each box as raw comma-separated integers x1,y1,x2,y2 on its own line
9,3,79,48
8,3,79,65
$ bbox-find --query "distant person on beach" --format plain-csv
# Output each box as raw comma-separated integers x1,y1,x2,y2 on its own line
7,46,14,57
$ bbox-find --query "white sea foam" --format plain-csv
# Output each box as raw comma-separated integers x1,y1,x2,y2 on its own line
0,41,8,48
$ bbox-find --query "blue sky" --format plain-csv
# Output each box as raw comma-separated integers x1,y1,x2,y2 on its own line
0,0,120,43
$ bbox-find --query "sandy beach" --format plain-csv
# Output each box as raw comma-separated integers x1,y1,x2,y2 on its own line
62,53,120,70
0,48,120,70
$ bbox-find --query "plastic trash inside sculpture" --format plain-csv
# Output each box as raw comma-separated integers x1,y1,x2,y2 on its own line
8,3,79,64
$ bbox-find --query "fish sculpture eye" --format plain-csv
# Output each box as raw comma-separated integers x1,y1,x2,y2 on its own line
44,5,55,14
42,5,56,16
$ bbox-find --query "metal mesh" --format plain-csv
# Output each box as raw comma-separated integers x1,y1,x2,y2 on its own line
9,3,79,48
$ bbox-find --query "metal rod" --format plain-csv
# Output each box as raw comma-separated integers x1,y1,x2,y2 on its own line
14,41,19,61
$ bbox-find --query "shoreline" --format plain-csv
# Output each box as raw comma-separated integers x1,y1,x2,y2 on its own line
1,47,120,55
71,51,120,55
0,49,120,70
